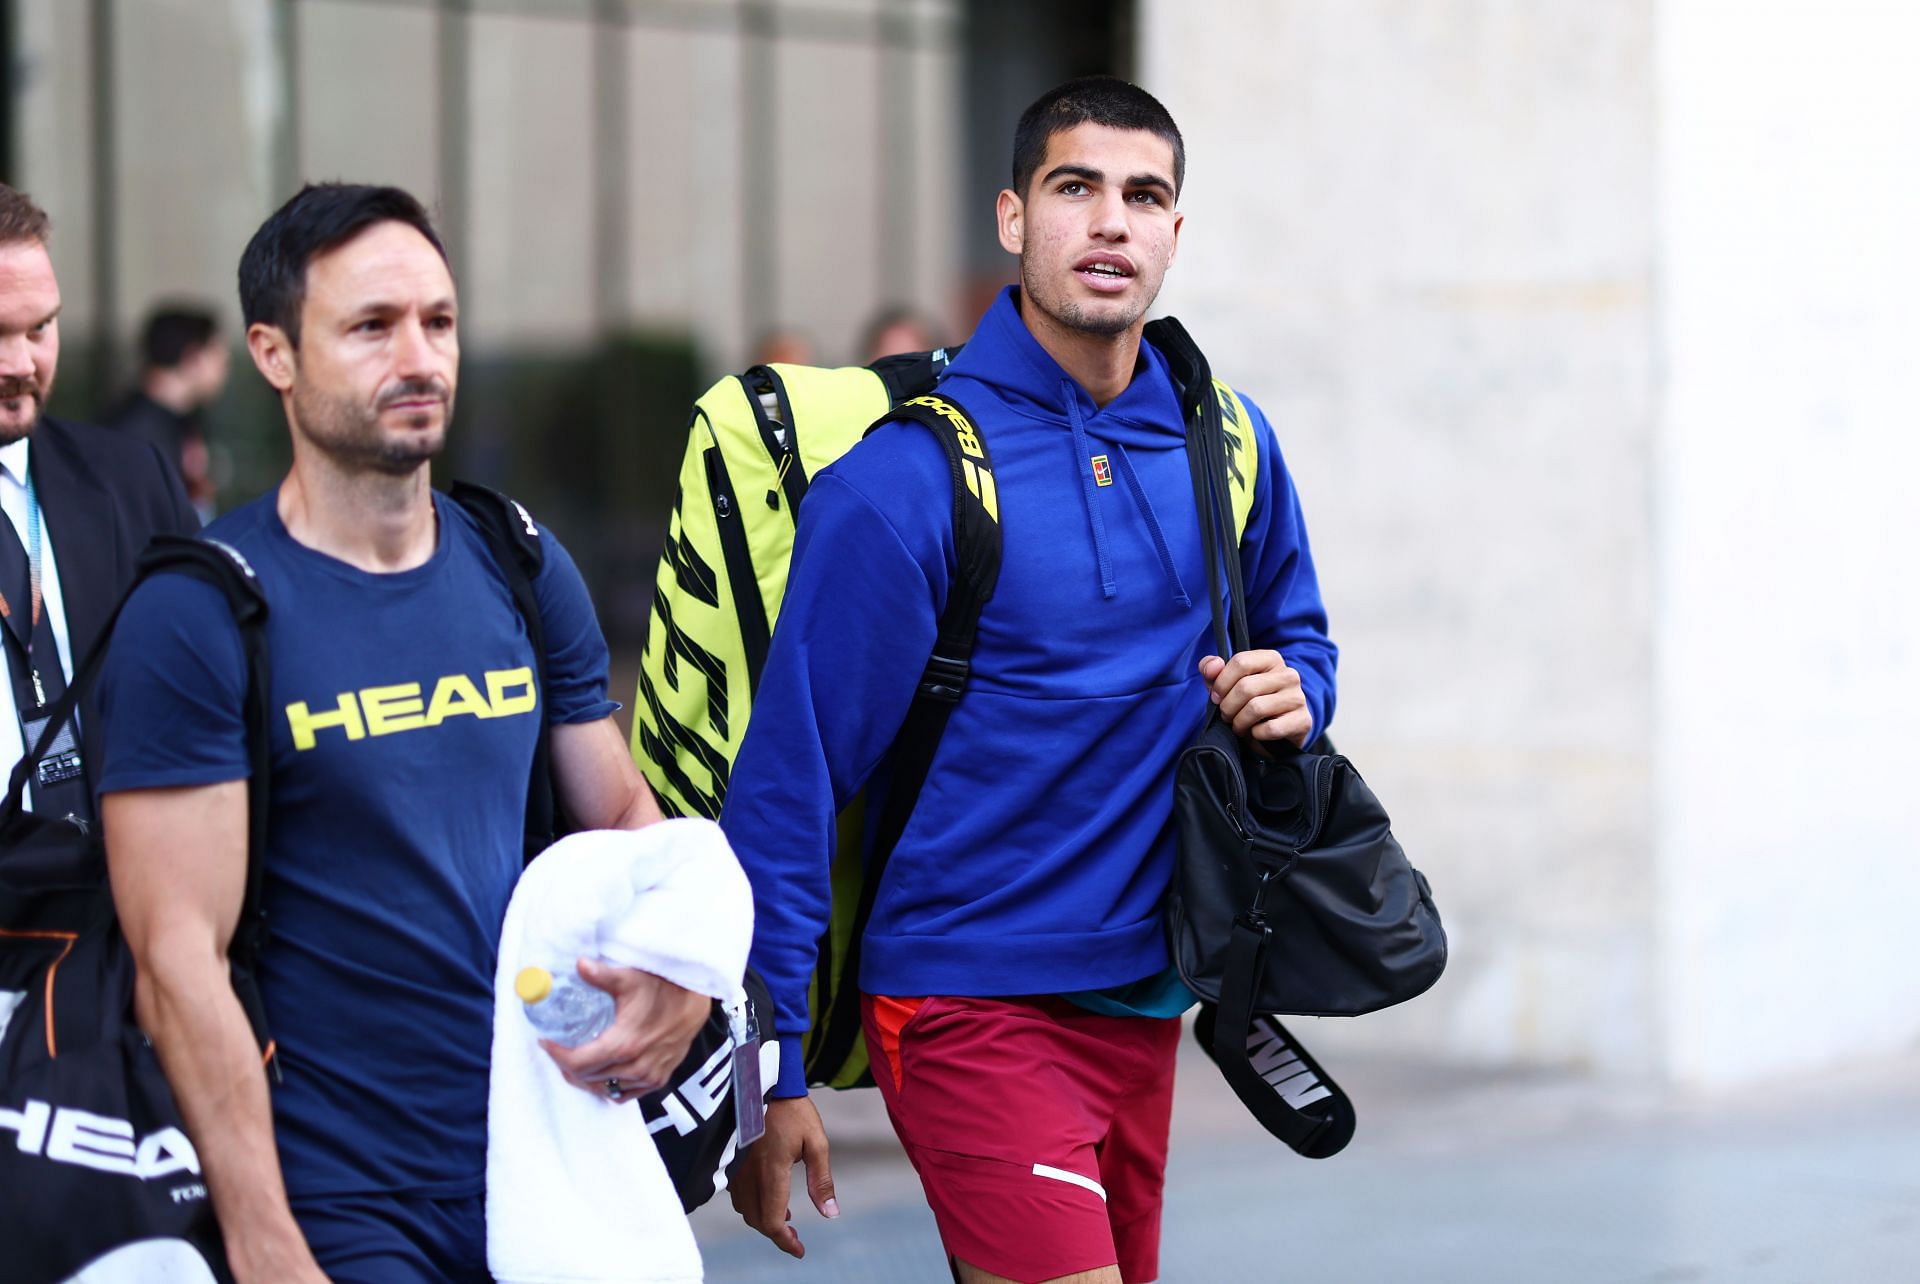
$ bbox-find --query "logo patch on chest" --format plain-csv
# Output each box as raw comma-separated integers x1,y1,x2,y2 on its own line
284,666,537,750
1090,454,1113,487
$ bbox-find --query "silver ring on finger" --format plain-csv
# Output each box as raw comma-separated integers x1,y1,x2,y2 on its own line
604,1077,624,1099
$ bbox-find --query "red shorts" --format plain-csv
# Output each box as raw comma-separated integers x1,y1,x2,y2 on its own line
861,993,1180,1284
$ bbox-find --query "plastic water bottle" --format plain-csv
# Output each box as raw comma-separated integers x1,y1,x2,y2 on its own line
515,964,613,1046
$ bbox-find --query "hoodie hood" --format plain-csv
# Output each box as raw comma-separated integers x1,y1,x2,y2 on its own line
940,286,1195,603
942,286,1188,452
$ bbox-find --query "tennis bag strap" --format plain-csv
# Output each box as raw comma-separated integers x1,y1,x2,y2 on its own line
800,392,1001,1084
448,481,558,860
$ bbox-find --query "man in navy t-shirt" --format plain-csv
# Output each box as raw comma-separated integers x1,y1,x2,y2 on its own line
97,184,714,1284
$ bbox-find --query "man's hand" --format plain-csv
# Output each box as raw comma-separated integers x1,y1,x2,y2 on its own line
541,960,712,1097
730,1096,838,1258
1200,650,1313,748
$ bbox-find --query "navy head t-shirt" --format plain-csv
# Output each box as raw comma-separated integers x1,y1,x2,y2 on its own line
97,488,617,1200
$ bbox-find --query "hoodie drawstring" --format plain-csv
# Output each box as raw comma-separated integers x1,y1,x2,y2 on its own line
1112,445,1192,607
1065,384,1119,600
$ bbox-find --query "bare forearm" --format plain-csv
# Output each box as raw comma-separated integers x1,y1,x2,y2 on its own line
607,775,665,830
553,715,664,831
137,957,319,1280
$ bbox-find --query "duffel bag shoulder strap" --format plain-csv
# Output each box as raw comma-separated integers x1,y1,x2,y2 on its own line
1144,317,1262,552
1193,1003,1355,1159
799,392,1002,1084
448,482,557,860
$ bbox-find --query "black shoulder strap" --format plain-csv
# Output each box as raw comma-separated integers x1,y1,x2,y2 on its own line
132,537,279,1072
803,392,1001,1082
1148,315,1252,655
448,481,557,861
0,536,284,1074
862,391,1000,866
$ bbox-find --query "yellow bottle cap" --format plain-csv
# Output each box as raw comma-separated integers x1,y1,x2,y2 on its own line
515,966,554,1004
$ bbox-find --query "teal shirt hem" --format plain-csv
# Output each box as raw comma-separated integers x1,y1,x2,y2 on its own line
1062,965,1198,1019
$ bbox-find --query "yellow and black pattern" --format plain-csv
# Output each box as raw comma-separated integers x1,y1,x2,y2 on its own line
1213,378,1260,541
632,365,897,821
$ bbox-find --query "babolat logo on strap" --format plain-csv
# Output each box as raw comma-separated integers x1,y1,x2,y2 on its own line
904,395,998,523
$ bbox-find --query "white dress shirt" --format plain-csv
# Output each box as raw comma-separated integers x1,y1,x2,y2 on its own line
0,437,77,810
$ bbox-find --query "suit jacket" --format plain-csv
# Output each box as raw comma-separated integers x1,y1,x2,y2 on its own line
27,414,200,781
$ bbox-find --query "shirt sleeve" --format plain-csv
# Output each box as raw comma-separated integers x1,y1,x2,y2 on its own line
95,573,251,794
720,437,951,1097
531,525,618,726
1236,393,1339,743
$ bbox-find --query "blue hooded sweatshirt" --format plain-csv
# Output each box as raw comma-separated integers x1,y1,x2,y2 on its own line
721,287,1337,1096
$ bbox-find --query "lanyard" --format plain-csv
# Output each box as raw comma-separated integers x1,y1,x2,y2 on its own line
2,467,49,705
22,467,43,629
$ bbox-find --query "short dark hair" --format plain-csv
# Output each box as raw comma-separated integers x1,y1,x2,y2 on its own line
139,305,220,369
1011,76,1185,201
238,182,449,345
0,182,52,248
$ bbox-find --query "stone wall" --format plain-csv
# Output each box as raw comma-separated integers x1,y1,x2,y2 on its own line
1143,0,1920,1084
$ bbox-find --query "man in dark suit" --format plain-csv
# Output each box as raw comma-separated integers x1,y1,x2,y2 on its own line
0,181,198,820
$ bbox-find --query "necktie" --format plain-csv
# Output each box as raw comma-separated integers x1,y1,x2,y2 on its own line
0,492,92,825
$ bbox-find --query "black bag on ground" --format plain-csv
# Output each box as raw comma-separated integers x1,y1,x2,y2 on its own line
1157,318,1447,1158
0,537,270,1284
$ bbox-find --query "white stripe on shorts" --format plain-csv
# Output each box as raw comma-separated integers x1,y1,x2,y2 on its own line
1031,1163,1108,1202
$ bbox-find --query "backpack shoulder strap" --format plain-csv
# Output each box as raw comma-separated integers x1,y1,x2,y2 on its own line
448,481,556,860
130,535,280,1073
799,392,1001,1084
874,392,1002,709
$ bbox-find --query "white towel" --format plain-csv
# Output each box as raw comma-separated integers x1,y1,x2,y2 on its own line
487,820,754,1284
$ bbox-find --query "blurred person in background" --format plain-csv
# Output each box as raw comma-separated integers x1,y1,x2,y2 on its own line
102,302,230,521
752,327,815,366
725,77,1336,1284
0,181,197,824
860,304,943,362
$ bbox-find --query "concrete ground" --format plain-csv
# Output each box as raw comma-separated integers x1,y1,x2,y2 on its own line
689,1030,1920,1283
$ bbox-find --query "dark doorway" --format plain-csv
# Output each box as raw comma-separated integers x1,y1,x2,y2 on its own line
961,0,1134,324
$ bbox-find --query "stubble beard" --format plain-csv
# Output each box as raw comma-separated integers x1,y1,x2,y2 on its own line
291,380,450,478
1020,253,1156,340
0,375,46,446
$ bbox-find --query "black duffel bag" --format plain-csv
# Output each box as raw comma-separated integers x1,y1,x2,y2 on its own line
1157,319,1447,1160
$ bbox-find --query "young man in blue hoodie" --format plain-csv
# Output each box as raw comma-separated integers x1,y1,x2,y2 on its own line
726,78,1337,1284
